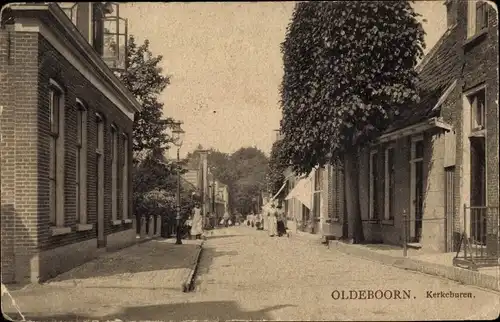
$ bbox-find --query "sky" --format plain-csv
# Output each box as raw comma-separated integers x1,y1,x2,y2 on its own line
119,1,448,158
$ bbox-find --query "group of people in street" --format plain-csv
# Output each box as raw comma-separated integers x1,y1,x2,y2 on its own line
183,203,234,239
266,202,288,237
246,212,263,230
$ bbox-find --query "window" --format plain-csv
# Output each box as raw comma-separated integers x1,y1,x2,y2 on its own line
75,100,88,224
467,1,488,38
313,168,322,221
111,125,118,222
122,134,129,220
96,114,105,227
48,81,65,227
369,151,379,220
384,147,396,220
468,89,486,131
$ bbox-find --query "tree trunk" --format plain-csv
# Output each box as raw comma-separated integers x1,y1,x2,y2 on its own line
344,149,365,243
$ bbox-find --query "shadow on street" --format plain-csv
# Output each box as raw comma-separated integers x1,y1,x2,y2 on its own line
6,302,297,321
46,240,200,282
204,234,240,240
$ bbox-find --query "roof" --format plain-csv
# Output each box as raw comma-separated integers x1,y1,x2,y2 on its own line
6,3,142,118
388,26,461,132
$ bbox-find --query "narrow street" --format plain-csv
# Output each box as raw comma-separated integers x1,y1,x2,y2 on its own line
2,226,498,321
189,226,499,321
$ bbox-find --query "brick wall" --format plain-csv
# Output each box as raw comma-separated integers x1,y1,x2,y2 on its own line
37,35,134,250
1,27,135,283
1,30,41,283
455,1,499,253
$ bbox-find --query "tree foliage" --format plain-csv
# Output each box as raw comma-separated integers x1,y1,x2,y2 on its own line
118,36,173,161
118,36,194,220
266,139,287,195
185,146,269,215
279,1,426,175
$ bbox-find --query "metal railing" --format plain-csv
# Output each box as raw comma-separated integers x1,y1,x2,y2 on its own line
453,205,500,270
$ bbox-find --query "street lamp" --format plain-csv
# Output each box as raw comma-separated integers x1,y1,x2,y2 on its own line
172,121,185,245
210,166,216,227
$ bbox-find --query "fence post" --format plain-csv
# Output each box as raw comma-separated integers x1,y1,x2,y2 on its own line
463,203,467,259
402,209,407,257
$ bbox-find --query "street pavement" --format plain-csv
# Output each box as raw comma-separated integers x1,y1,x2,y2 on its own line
1,239,202,321
192,226,499,321
2,227,499,321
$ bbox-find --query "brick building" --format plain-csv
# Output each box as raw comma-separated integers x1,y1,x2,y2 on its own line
1,3,141,284
278,0,498,254
346,0,498,253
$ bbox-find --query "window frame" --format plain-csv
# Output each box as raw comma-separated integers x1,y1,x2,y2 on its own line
122,133,130,222
468,88,486,132
467,1,489,39
384,145,396,221
75,99,89,228
48,80,67,232
110,124,120,225
369,150,378,220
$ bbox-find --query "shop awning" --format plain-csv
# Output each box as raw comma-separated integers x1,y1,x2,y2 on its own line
271,181,288,200
284,173,313,209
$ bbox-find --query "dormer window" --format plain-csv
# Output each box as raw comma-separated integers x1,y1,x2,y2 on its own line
467,1,489,38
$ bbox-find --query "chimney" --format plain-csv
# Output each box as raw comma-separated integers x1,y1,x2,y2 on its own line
75,2,93,45
444,0,457,29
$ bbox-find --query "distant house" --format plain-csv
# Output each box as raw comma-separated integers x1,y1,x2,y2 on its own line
1,3,141,284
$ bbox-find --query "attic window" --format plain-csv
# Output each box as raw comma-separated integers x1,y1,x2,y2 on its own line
467,1,489,38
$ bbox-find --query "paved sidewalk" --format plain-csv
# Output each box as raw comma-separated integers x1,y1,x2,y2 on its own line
1,238,202,320
328,241,500,292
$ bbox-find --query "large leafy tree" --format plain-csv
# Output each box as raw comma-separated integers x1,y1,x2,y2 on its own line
279,1,425,242
266,139,287,195
118,36,173,162
118,36,192,223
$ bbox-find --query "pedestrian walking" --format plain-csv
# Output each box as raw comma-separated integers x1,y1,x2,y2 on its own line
276,204,287,237
268,202,278,237
185,215,193,239
190,203,204,239
223,211,230,227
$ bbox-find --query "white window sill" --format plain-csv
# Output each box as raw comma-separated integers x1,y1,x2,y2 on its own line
123,219,133,224
76,223,93,231
382,219,394,226
112,220,122,226
51,226,72,236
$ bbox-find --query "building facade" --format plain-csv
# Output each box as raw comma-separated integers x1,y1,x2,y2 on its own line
1,3,141,284
350,0,498,253
276,1,498,254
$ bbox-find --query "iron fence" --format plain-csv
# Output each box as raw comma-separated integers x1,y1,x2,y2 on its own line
453,205,499,270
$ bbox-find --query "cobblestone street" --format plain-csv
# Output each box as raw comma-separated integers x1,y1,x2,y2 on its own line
191,226,499,321
2,227,499,321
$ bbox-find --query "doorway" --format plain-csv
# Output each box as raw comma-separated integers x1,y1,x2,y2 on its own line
410,137,425,243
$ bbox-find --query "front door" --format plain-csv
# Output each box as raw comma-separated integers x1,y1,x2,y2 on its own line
445,166,456,252
410,137,425,243
414,159,424,243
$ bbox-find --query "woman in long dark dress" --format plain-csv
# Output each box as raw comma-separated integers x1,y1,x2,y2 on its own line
276,204,286,237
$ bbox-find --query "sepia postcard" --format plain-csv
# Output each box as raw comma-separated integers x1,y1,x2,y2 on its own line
0,1,499,321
